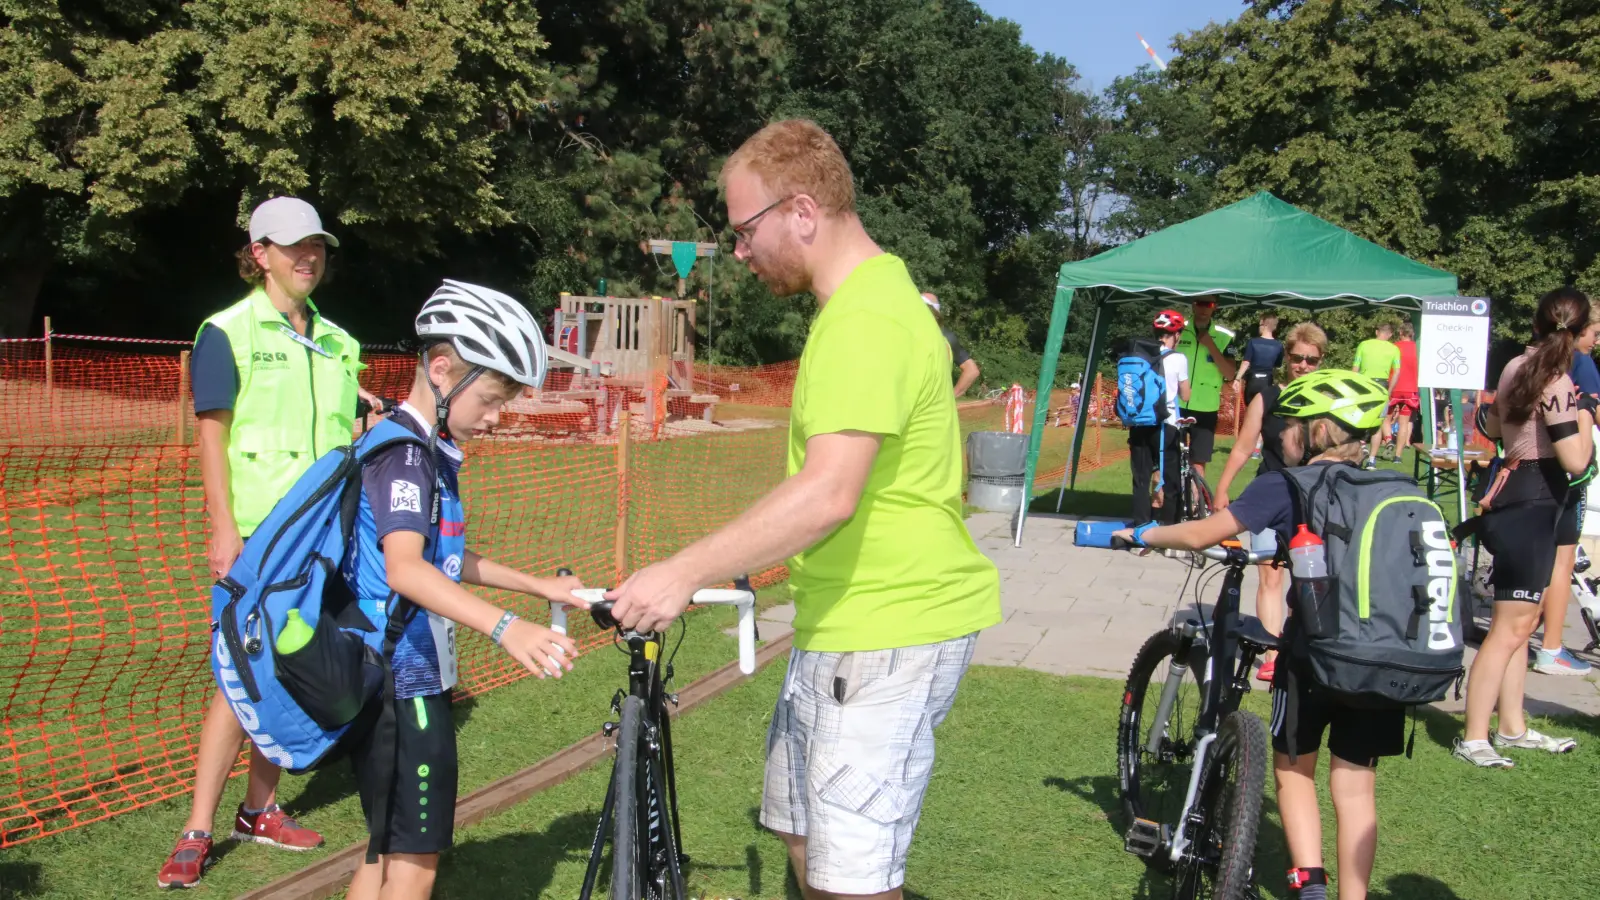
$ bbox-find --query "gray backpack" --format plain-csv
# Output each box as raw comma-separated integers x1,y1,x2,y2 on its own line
1279,463,1465,714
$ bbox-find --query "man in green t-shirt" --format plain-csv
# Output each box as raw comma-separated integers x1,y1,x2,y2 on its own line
608,119,1001,899
1352,322,1401,390
1174,298,1237,477
1353,323,1401,470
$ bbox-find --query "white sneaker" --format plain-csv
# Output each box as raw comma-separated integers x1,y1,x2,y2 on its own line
1452,738,1514,768
1491,728,1577,754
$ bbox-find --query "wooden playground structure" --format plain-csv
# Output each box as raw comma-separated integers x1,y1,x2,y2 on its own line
499,293,722,438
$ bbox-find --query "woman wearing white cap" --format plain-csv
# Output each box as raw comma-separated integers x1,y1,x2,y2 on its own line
158,197,367,888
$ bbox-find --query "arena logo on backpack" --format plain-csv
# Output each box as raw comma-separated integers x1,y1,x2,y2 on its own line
1279,463,1465,753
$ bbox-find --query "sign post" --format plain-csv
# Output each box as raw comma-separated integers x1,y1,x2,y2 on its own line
1417,296,1491,524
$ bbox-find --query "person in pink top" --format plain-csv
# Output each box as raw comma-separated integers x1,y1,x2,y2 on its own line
1454,289,1596,767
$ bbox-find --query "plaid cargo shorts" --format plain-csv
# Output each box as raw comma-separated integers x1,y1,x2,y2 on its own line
760,633,977,895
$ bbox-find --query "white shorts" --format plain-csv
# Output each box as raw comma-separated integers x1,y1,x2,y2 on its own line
760,633,977,895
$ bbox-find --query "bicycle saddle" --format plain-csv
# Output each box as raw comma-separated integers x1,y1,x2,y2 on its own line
1234,615,1279,651
1176,416,1198,427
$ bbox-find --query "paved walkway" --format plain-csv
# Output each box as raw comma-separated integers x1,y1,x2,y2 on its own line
747,511,1600,717
967,511,1600,718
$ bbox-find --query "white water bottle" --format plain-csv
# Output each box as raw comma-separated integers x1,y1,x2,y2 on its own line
1288,525,1327,579
1288,525,1332,636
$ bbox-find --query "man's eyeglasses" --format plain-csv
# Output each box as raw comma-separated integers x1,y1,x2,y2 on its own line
1289,353,1322,366
730,195,794,245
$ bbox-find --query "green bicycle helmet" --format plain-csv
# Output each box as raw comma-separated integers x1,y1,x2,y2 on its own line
1276,370,1389,432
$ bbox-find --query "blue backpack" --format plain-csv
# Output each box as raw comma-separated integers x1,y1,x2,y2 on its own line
1116,339,1169,427
210,418,437,776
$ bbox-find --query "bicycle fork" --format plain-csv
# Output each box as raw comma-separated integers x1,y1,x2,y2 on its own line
1145,622,1203,757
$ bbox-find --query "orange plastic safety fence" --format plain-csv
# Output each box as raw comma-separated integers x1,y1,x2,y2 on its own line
0,334,1256,847
693,360,798,408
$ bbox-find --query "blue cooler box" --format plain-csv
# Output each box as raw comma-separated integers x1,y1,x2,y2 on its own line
1075,520,1130,548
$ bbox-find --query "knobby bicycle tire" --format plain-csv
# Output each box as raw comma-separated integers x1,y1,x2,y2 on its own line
1171,709,1267,900
610,696,645,900
1118,628,1205,858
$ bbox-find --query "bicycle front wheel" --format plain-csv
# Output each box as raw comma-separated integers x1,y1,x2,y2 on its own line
1171,709,1267,900
610,696,645,900
1118,628,1205,856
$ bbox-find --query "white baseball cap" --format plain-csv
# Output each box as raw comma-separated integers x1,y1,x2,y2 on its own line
921,292,941,313
248,197,340,247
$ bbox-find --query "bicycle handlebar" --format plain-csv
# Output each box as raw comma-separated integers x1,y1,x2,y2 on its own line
549,585,758,675
1109,536,1276,566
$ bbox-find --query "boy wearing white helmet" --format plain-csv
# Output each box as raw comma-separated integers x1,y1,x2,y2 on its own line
344,281,587,900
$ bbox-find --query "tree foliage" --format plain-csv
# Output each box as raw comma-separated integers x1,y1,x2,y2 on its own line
7,0,1078,393
1163,0,1600,344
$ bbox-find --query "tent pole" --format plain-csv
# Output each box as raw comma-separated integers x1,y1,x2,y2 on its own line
1451,388,1468,524
1016,284,1076,546
1058,298,1106,512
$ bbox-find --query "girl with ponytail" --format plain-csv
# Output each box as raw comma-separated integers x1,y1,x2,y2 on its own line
1456,288,1596,768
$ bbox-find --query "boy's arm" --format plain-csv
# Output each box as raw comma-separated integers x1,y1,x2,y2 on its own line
1115,510,1245,551
1235,359,1250,383
460,550,587,608
384,533,578,678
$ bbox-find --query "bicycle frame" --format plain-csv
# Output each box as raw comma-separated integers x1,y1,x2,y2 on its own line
578,630,686,900
1142,550,1262,863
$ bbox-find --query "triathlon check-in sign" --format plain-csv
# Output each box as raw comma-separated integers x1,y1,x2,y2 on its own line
1417,296,1491,391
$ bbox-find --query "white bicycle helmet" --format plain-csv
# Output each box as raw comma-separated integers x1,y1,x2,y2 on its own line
415,279,548,388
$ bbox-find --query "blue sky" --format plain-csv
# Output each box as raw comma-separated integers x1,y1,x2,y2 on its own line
977,0,1246,92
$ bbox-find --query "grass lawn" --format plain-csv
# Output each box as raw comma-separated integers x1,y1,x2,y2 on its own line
430,662,1599,900
0,599,782,899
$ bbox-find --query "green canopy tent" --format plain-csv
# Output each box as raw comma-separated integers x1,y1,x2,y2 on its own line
1014,192,1468,545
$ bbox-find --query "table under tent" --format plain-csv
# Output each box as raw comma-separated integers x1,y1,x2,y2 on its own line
1015,192,1474,546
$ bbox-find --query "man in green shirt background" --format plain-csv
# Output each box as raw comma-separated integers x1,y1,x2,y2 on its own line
1353,321,1401,390
607,119,1001,900
1174,298,1238,477
1353,322,1401,469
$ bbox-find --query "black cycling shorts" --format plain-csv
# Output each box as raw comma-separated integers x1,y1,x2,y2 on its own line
1186,409,1220,464
352,691,458,855
1270,681,1404,767
1482,501,1563,603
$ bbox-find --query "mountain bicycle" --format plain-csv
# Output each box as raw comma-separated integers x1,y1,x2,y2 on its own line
550,575,758,900
1113,539,1276,900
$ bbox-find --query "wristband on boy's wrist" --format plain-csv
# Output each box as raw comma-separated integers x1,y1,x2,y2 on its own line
1132,522,1159,547
491,611,518,645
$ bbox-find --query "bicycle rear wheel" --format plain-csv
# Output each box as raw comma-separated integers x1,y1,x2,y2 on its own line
610,696,644,900
1185,471,1214,522
1170,710,1267,900
1118,628,1205,858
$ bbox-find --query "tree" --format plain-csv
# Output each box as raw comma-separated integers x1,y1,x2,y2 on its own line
2,0,552,336
1163,0,1597,338
1098,67,1220,242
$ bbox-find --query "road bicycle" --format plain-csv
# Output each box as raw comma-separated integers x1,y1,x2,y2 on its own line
1113,540,1276,900
1173,417,1215,525
550,575,758,900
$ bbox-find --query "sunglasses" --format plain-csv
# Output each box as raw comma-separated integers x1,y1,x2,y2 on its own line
1289,353,1322,365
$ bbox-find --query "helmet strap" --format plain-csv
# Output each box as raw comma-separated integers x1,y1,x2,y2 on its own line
422,344,485,457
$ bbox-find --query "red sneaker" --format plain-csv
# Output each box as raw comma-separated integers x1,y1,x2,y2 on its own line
156,831,213,889
1256,658,1277,684
230,804,323,850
